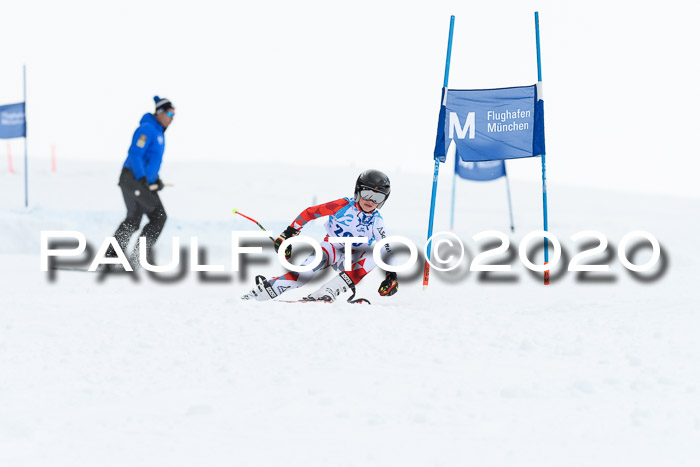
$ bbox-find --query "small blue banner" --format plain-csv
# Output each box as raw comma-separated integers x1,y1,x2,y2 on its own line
0,103,26,139
434,85,545,162
455,158,506,181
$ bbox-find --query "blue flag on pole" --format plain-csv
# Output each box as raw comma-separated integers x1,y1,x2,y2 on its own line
0,103,26,139
455,158,506,181
434,85,545,162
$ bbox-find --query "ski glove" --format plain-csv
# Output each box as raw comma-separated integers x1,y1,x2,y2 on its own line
378,271,398,296
274,226,300,260
149,178,165,192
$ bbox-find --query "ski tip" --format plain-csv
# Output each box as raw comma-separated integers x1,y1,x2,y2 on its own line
348,298,371,305
232,208,238,215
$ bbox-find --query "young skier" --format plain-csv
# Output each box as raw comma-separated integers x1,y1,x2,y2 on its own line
241,169,399,303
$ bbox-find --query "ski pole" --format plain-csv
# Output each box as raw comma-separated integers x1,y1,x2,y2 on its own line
149,182,174,190
232,209,276,243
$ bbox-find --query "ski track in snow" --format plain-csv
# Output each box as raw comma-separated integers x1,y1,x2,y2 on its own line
1,160,700,466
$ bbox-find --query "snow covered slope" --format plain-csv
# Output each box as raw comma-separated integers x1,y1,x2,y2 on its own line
1,159,699,466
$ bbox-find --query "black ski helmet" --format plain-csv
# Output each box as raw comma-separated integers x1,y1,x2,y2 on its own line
354,169,391,209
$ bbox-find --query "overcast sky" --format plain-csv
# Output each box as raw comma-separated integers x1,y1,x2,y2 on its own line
2,0,699,197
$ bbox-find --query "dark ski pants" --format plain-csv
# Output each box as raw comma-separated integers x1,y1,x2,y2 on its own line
107,169,167,260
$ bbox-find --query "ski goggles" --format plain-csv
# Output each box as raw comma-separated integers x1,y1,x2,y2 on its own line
358,189,387,204
166,111,175,118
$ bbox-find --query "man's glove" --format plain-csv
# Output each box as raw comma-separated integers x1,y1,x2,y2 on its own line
378,271,398,296
274,226,300,260
149,178,165,191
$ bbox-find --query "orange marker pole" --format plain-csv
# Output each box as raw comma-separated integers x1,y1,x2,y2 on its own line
7,143,14,174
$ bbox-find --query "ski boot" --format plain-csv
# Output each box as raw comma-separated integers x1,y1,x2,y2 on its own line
241,275,278,301
301,272,371,304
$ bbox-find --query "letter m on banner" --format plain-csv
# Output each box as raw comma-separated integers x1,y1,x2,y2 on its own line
434,85,545,163
449,111,475,139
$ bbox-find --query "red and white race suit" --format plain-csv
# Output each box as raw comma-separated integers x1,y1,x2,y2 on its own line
267,196,394,296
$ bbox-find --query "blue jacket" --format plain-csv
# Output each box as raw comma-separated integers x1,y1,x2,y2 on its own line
123,113,165,184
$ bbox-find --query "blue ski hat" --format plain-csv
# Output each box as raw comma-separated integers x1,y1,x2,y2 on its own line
154,96,173,114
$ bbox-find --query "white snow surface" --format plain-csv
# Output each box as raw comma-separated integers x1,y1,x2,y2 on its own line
2,159,700,466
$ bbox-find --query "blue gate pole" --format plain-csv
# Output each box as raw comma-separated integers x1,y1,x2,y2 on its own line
23,64,28,208
423,15,455,288
504,167,515,233
535,12,550,284
449,164,457,231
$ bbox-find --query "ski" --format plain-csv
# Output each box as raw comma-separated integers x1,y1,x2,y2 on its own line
50,264,133,273
275,298,371,305
242,274,371,304
49,266,92,272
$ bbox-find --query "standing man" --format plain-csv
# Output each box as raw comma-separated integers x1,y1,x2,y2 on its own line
106,96,175,264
